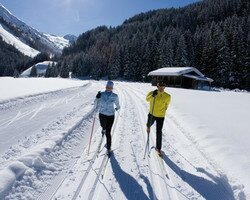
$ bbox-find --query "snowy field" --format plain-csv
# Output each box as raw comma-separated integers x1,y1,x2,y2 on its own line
0,77,86,102
0,77,249,200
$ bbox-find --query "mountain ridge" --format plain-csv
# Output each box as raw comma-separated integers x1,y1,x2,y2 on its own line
0,3,70,55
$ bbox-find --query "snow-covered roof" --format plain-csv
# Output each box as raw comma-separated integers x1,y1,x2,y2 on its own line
183,74,213,82
148,67,204,77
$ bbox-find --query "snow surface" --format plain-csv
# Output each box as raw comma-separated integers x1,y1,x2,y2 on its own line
0,24,40,57
19,61,58,77
148,67,204,76
0,79,249,200
0,77,86,102
43,33,70,51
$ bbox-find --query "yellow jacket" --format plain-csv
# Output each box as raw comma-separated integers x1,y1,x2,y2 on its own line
146,90,171,117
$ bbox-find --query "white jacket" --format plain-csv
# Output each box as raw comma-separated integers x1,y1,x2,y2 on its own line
96,91,120,116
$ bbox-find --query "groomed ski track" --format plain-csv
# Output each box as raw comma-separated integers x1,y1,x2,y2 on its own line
3,81,237,200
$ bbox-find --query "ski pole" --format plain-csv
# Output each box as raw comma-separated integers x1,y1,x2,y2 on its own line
87,111,97,155
143,133,149,159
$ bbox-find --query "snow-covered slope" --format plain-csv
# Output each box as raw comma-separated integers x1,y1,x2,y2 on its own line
43,33,69,51
19,61,58,77
0,79,249,199
0,24,39,57
0,3,69,55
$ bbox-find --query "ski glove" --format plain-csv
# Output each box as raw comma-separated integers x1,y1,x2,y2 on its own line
96,91,101,99
152,90,158,97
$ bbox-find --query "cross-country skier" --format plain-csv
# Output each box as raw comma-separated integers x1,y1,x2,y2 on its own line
146,81,171,156
96,81,120,156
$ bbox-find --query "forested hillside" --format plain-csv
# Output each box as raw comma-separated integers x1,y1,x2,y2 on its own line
0,36,29,76
0,36,50,77
59,0,249,89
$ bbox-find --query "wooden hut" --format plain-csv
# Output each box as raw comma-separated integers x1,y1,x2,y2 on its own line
148,67,213,90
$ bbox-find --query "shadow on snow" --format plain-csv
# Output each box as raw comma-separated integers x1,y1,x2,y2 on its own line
162,153,237,200
110,154,153,200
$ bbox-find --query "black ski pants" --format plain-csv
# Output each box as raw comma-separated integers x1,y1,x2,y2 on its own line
99,113,114,150
146,113,165,150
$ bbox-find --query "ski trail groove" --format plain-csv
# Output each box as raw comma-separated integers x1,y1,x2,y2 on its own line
70,88,125,200
35,110,97,200
121,87,176,200
86,87,126,200
125,84,186,200
125,83,235,199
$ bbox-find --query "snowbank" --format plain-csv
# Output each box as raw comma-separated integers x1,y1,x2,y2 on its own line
0,77,88,102
0,103,95,198
0,162,27,199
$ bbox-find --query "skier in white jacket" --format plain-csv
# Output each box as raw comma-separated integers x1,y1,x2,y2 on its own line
96,81,120,154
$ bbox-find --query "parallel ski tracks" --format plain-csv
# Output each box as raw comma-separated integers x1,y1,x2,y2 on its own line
72,112,121,200
45,87,125,200
23,82,236,200
35,111,99,200
124,85,180,200
36,120,109,200
42,84,180,200
125,83,235,200
84,88,125,200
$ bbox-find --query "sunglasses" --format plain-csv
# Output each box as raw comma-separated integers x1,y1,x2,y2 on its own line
158,84,166,87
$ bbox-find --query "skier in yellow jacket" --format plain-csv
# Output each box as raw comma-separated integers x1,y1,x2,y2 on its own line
146,81,171,156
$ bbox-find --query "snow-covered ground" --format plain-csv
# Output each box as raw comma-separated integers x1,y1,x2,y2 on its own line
0,78,249,200
0,77,86,102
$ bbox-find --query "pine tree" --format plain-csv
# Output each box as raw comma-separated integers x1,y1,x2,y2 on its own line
141,42,151,80
56,0,249,89
175,34,188,67
44,63,51,77
108,45,120,79
217,33,232,87
3,64,14,76
30,65,37,77
193,29,203,71
158,36,174,68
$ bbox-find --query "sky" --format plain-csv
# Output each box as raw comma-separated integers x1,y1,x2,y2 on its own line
0,0,200,36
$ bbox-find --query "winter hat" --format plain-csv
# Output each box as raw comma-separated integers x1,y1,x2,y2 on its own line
106,81,114,88
157,81,166,87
